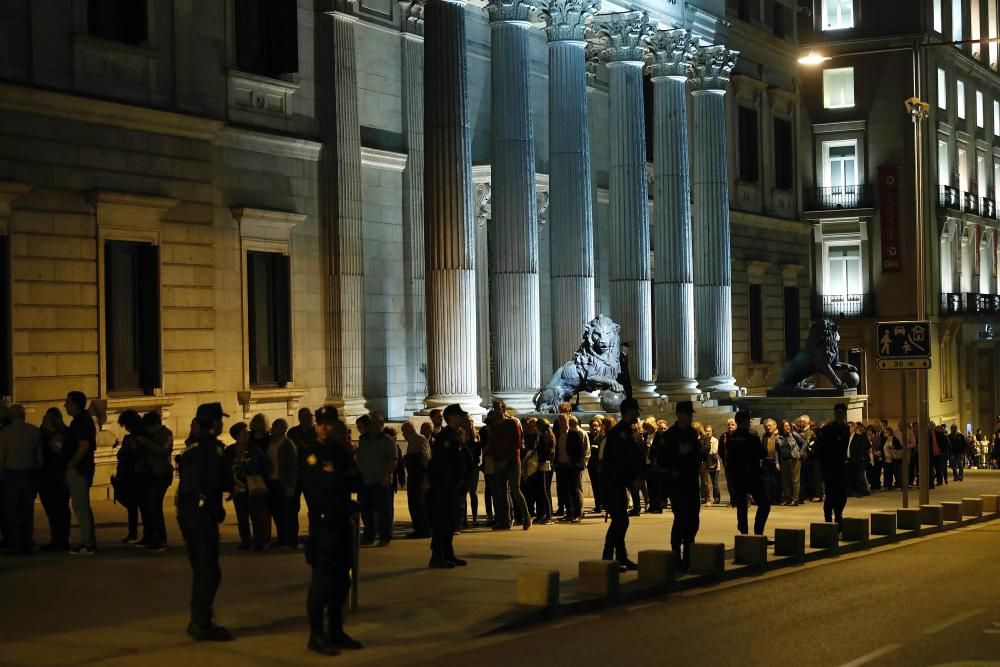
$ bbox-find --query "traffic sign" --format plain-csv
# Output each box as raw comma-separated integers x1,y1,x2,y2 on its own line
876,320,932,371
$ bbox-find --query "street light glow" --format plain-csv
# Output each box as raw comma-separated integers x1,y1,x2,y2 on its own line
798,51,832,66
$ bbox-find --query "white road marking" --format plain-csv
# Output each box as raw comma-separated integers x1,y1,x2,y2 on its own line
923,609,986,634
836,644,902,667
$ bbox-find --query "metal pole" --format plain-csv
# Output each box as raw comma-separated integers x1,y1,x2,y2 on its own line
901,370,909,508
912,42,931,506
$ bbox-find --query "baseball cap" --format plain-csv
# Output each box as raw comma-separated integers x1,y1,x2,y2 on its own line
443,404,468,419
315,405,341,425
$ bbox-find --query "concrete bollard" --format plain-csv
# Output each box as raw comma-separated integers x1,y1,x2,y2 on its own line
734,535,768,567
516,570,560,608
920,504,944,527
896,508,922,531
941,501,963,522
774,528,806,558
961,497,984,518
689,543,726,576
981,494,1000,514
809,522,840,550
840,517,869,544
578,560,619,598
870,512,896,537
638,550,675,587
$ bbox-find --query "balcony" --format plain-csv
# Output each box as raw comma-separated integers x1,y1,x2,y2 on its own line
938,185,961,210
805,184,873,211
982,196,997,219
941,292,963,315
812,293,874,319
942,292,1000,315
963,191,980,216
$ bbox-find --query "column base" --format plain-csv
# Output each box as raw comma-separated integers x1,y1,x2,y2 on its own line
489,390,539,416
656,378,701,403
697,374,739,399
421,394,486,416
324,396,368,420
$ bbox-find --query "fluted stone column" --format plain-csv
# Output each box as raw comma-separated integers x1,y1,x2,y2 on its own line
536,0,599,369
423,0,482,412
691,45,739,396
320,10,367,416
649,29,698,399
596,12,656,397
486,0,540,412
400,1,426,413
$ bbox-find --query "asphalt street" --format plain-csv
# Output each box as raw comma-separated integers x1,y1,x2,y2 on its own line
415,522,1000,667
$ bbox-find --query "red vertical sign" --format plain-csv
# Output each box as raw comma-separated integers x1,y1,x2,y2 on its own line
879,166,901,272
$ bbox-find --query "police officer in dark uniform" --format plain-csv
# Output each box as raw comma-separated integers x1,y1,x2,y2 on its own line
427,404,468,568
726,411,771,538
660,400,704,571
601,398,641,572
300,406,364,656
175,402,232,642
816,403,851,528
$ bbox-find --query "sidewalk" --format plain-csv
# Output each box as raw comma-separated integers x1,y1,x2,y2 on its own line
1,471,998,666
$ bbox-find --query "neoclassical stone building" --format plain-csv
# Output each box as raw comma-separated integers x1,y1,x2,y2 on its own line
0,0,810,476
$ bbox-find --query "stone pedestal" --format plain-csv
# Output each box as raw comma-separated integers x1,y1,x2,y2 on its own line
870,512,897,537
578,560,619,598
919,504,944,527
637,549,675,586
689,542,725,576
423,0,483,413
690,45,739,397
516,570,560,607
809,522,839,550
734,534,768,567
941,501,963,522
734,394,868,426
840,517,869,544
774,528,806,558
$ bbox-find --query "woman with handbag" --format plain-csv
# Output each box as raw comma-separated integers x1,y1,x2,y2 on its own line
225,422,273,551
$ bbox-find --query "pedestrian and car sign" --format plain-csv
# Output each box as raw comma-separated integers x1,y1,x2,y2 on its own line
876,320,932,370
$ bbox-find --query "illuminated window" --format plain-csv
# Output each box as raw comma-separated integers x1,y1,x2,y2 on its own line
821,0,854,30
994,100,1000,135
957,80,966,119
933,0,943,32
953,0,963,44
977,90,985,128
823,67,855,109
937,69,947,108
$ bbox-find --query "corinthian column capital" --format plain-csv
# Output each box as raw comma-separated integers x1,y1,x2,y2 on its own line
592,10,654,64
486,0,535,23
647,28,697,80
534,0,600,42
691,44,739,92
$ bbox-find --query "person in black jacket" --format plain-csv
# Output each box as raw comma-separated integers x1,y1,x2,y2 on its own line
427,404,469,569
38,408,71,551
948,424,966,481
726,411,771,537
816,404,851,527
175,402,233,642
564,417,587,523
114,410,144,544
300,405,363,656
660,401,704,571
601,398,641,572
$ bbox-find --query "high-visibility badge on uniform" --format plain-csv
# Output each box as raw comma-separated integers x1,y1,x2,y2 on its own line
306,453,318,466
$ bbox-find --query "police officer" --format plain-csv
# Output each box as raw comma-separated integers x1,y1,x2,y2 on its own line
601,398,641,572
175,402,232,642
816,403,851,528
660,400,703,571
427,404,468,568
300,406,364,656
725,411,771,538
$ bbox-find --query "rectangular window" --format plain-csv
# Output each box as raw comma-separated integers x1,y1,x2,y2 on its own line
937,69,947,108
995,100,1000,135
953,0,963,44
822,0,854,29
235,0,300,78
749,284,764,363
823,67,855,108
957,80,966,118
773,117,794,190
105,241,160,395
939,139,950,186
972,0,981,57
958,146,968,192
934,0,943,32
0,234,9,398
247,251,292,387
990,0,998,68
88,0,147,45
826,243,862,298
977,90,985,128
823,140,858,188
738,106,759,182
772,1,786,39
994,161,1000,195
978,153,988,197
783,286,800,360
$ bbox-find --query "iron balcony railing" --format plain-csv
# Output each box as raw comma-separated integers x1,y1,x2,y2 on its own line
812,293,874,319
966,292,1000,315
982,197,997,219
941,292,963,315
963,191,981,215
938,185,961,210
805,184,873,211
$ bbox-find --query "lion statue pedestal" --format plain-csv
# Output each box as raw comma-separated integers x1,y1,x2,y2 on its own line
533,314,624,414
767,318,859,397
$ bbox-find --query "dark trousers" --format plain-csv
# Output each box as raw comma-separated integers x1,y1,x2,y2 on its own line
406,466,429,535
360,483,393,543
883,460,896,490
306,519,353,636
484,472,494,521
526,471,551,521
177,506,221,626
588,465,602,512
823,473,848,525
2,470,37,551
556,464,582,519
850,465,869,497
233,492,269,548
555,467,567,512
868,460,883,490
669,486,701,554
730,473,770,535
647,469,664,511
430,487,457,561
764,460,782,504
629,478,647,512
142,474,171,545
460,468,480,524
934,455,947,486
544,470,554,517
39,475,70,548
602,483,630,562
267,481,299,547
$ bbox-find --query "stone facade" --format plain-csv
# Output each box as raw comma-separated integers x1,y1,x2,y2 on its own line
0,0,813,483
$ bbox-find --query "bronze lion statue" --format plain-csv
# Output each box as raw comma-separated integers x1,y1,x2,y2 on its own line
773,318,857,391
534,315,624,413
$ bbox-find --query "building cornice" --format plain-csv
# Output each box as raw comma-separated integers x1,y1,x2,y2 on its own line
215,126,323,161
